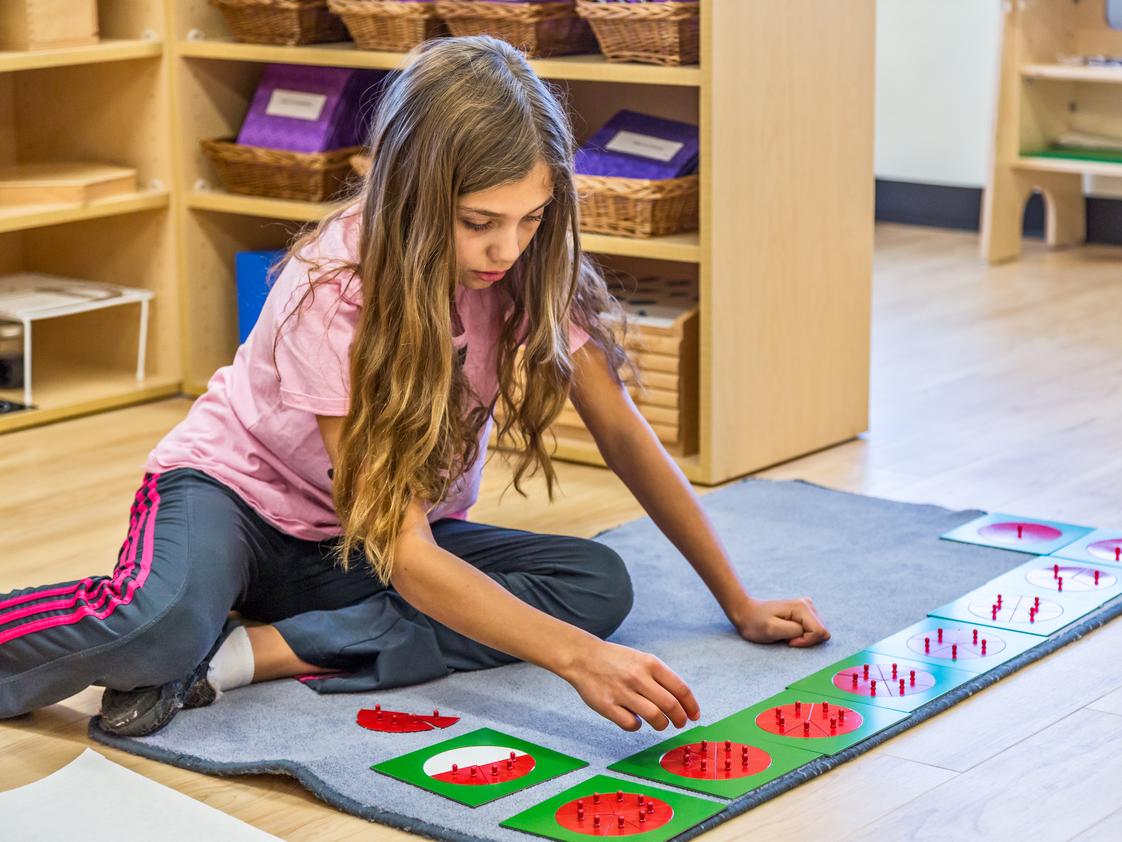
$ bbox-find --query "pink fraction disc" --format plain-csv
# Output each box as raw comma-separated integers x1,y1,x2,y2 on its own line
833,664,936,698
907,628,1005,660
1026,565,1116,592
555,792,673,835
1086,538,1122,563
659,740,771,780
978,521,1063,544
754,702,862,738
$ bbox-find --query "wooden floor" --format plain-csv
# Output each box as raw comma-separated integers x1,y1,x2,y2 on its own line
3,223,1122,840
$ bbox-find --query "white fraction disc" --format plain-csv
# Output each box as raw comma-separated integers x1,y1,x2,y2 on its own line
968,595,1062,624
1026,565,1116,592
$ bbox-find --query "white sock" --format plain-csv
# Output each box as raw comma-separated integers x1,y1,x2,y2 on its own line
206,625,255,692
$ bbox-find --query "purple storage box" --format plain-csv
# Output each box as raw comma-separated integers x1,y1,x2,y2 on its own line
574,110,699,180
237,64,387,153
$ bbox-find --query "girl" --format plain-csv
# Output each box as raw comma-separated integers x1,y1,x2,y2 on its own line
0,36,828,738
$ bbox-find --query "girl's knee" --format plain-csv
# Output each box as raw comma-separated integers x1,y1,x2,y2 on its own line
576,540,634,638
108,602,221,688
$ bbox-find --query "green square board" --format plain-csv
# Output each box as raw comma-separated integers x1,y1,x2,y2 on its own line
787,649,975,712
500,773,723,842
607,724,820,799
709,689,908,756
372,727,586,807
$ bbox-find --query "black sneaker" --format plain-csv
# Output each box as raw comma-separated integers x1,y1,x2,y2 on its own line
97,621,236,737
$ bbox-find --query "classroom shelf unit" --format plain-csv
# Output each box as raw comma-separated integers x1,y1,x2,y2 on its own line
0,1,179,434
4,0,874,486
982,0,1122,263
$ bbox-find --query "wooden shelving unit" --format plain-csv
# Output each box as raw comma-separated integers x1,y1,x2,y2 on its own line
167,0,873,485
982,0,1122,262
0,1,179,432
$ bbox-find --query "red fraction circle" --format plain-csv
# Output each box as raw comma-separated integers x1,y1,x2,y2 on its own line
754,701,862,739
356,707,459,733
978,521,1062,544
1086,538,1122,563
832,663,936,699
423,746,536,786
1026,565,1117,591
658,740,771,780
907,627,1006,660
555,792,674,836
968,594,1061,624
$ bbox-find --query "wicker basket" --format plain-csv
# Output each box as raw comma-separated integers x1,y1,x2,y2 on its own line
328,0,447,50
575,0,699,66
209,0,349,45
201,138,363,202
434,1,597,58
575,173,698,238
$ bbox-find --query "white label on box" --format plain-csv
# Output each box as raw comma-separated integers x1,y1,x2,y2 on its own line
604,130,684,162
265,89,327,122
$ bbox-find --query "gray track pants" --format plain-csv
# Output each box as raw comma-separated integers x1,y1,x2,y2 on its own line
0,468,633,716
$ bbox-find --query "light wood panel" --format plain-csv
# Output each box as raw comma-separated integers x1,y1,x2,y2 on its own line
701,0,874,482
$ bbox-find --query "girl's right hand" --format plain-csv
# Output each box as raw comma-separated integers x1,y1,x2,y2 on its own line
558,640,700,732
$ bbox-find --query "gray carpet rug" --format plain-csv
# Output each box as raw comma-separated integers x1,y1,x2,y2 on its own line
88,479,1122,841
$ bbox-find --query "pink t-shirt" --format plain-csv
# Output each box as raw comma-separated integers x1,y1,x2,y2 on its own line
146,206,589,541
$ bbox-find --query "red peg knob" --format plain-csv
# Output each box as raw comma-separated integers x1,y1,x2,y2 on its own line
593,793,600,804
910,670,916,685
992,606,998,621
647,802,655,814
839,710,846,722
1035,596,1041,608
433,709,439,717
973,629,978,644
794,701,802,715
1095,570,1101,585
593,816,601,829
830,717,837,731
639,795,645,806
981,639,988,655
725,758,731,771
803,721,811,736
870,679,877,694
491,765,498,776
1017,524,1023,539
892,663,898,679
507,760,513,770
510,752,517,761
1058,579,1063,592
852,672,859,687
937,628,943,643
725,740,732,752
924,637,931,652
640,813,646,824
775,706,783,719
700,740,708,752
900,678,906,695
862,664,869,679
951,643,958,659
616,790,624,803
1054,563,1060,579
822,701,830,716
470,768,477,778
1116,546,1120,562
618,817,625,830
452,764,458,773
700,758,708,771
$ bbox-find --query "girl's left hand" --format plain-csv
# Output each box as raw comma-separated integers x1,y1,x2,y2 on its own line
728,596,830,648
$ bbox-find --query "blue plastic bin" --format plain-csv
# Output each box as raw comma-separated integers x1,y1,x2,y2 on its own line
235,250,285,344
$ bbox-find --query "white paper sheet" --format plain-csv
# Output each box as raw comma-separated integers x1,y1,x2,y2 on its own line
0,748,282,841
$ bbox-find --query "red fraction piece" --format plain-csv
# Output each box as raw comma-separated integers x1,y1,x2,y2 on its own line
555,793,674,835
356,707,460,734
757,702,861,738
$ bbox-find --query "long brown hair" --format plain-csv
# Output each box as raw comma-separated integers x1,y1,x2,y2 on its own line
277,35,630,581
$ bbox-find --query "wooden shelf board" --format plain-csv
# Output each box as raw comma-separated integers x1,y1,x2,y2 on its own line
187,189,343,221
0,38,163,73
0,369,180,434
0,189,171,234
1014,156,1122,177
177,38,700,86
1021,63,1122,84
188,190,701,261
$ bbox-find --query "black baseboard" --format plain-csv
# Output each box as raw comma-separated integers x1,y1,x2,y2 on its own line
875,178,1122,246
